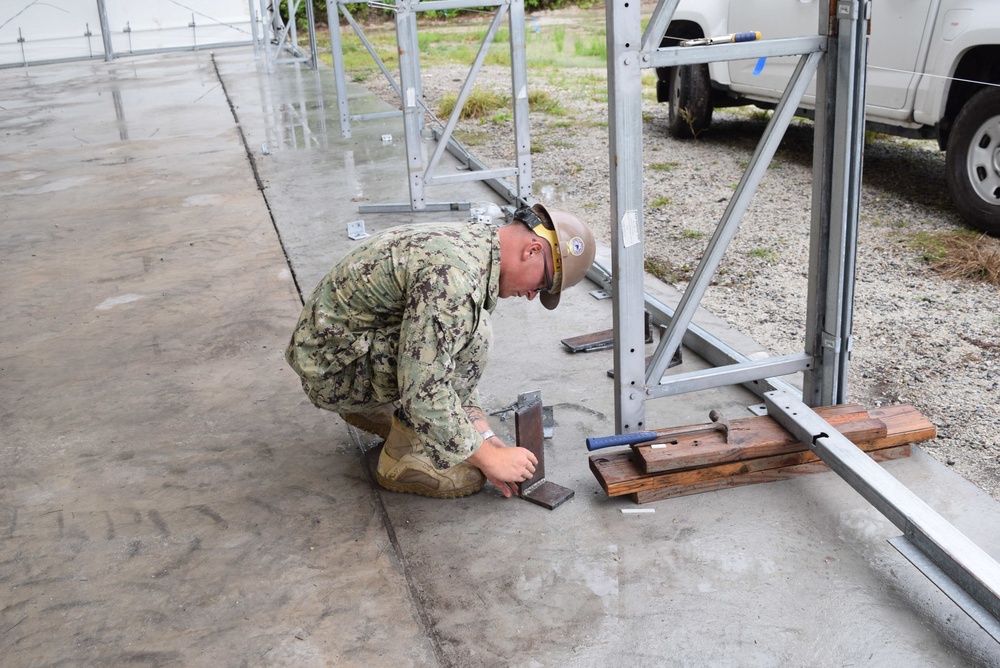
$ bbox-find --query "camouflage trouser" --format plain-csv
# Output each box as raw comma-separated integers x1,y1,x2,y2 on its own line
299,317,491,418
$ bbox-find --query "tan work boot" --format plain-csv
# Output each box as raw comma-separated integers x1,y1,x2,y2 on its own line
341,404,396,440
376,418,485,499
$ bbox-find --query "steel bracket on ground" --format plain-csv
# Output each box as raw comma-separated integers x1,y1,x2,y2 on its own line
514,392,574,511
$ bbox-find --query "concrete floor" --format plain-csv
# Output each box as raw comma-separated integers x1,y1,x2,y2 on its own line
2,48,999,667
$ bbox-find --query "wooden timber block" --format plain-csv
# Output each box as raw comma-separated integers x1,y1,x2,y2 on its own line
562,311,653,353
632,445,911,504
590,437,910,498
588,404,935,501
635,406,888,474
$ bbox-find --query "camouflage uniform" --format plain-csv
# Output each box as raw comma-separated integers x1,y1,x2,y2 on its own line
285,222,499,470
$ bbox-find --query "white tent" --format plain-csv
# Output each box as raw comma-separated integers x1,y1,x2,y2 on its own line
1,0,255,67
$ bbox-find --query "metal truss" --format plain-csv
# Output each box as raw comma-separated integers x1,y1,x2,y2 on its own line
326,0,532,212
605,0,999,637
252,0,319,71
606,0,851,431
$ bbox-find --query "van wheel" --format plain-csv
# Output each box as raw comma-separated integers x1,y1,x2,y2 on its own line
946,87,1000,236
667,63,713,139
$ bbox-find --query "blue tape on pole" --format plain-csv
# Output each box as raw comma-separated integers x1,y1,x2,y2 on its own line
753,57,766,76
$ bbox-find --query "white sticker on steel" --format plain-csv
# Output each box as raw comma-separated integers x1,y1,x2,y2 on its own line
517,85,528,99
621,210,640,248
406,88,416,108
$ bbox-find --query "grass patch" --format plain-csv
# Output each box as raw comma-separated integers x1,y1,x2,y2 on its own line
553,25,566,53
425,69,566,123
650,195,671,207
645,256,691,284
748,247,779,263
679,229,703,240
649,161,680,172
573,34,606,59
529,90,565,115
437,88,509,120
911,231,1000,285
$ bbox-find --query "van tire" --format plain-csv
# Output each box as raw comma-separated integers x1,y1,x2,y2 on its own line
667,63,713,139
946,86,1000,236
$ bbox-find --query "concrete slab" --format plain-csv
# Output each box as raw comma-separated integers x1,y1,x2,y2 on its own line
2,47,998,666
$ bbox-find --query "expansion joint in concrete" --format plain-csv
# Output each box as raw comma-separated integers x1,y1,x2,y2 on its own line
211,52,305,304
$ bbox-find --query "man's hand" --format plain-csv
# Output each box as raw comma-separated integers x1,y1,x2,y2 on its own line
466,437,538,499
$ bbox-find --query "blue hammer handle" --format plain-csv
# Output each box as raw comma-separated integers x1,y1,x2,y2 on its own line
586,430,658,451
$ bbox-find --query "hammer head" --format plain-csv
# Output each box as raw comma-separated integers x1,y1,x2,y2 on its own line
708,409,730,442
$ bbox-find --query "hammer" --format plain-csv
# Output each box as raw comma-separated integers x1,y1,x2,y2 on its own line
586,409,730,451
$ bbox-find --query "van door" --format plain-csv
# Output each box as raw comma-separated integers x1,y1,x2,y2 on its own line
865,0,937,113
727,0,818,102
727,0,937,114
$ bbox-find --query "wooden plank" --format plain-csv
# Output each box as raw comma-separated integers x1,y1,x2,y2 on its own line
636,408,887,473
867,404,937,447
632,445,911,503
589,404,936,497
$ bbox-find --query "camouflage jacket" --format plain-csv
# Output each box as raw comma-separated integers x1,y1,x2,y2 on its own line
285,222,500,469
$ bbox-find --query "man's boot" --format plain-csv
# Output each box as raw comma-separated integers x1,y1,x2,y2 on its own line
340,404,396,440
376,418,485,499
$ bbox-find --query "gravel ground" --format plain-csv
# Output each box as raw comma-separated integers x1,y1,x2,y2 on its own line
365,54,1000,502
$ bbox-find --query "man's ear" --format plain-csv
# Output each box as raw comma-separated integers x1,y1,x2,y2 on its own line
524,238,544,260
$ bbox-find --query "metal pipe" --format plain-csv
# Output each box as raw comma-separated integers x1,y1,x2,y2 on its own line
94,0,115,62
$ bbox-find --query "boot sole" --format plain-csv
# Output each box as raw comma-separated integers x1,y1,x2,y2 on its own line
375,471,483,499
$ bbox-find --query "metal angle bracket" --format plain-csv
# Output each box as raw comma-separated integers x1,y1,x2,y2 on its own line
514,392,574,510
347,220,369,240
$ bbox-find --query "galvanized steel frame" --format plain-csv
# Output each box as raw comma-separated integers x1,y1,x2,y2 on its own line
254,0,319,72
606,0,1000,635
605,0,863,429
327,0,532,211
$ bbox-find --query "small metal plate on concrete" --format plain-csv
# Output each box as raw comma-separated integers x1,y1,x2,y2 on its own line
514,395,573,510
590,289,611,300
347,220,369,240
380,133,392,143
747,403,769,416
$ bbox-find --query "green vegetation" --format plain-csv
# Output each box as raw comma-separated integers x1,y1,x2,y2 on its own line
748,247,779,263
436,87,565,121
645,256,691,284
529,90,565,115
437,89,509,120
910,231,1000,285
317,9,612,85
283,0,591,29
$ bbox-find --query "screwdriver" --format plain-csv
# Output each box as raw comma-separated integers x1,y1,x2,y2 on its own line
680,31,761,47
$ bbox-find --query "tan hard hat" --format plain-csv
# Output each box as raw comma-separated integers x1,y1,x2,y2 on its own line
520,203,596,310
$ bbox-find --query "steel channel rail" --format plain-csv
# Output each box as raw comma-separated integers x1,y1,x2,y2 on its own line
765,390,1000,641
